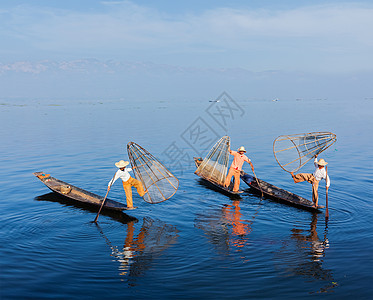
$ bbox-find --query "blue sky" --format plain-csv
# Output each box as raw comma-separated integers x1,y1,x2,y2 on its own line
1,1,372,100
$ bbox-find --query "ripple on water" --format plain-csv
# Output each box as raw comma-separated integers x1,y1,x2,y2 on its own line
1,99,373,299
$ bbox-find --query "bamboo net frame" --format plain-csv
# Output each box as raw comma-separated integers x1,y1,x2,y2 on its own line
273,132,336,173
195,136,230,186
127,142,179,204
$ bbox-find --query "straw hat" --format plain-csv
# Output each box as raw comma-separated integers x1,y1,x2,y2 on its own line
317,158,328,166
237,146,246,153
115,160,129,168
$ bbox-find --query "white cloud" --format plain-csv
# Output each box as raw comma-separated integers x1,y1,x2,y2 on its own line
1,2,373,71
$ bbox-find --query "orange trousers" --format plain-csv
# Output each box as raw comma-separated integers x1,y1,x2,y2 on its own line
224,167,241,192
122,177,145,208
293,173,319,205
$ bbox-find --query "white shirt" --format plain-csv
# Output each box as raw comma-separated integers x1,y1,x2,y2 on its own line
108,167,133,186
313,158,330,187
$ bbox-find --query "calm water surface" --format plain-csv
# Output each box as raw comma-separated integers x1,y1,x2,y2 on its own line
1,97,372,299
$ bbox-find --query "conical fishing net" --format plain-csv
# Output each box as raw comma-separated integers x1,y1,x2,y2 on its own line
195,136,230,186
273,132,336,173
127,142,179,204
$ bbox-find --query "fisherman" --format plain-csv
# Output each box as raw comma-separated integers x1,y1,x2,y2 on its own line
291,155,330,208
224,146,255,192
107,160,147,209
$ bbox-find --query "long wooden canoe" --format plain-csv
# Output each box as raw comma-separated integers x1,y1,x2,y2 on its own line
240,171,322,212
33,172,128,211
193,157,243,195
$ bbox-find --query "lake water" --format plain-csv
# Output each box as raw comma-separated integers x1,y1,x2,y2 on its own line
1,95,372,299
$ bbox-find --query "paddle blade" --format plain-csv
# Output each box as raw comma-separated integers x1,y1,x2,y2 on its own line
127,142,179,204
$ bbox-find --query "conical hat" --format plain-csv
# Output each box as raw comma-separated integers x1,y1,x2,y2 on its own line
317,158,328,166
237,146,246,153
115,160,129,168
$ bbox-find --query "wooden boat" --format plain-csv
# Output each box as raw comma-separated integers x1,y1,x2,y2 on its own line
33,172,129,211
194,157,243,195
240,171,322,212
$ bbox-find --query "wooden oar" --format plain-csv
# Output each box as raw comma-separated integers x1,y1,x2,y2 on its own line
93,189,110,223
325,165,329,219
94,172,116,223
252,168,264,198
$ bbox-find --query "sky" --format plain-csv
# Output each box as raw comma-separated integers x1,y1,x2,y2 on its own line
0,0,372,101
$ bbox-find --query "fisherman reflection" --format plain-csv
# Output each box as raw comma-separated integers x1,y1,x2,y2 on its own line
117,221,143,276
195,200,258,254
290,213,329,262
276,213,336,293
222,200,252,248
97,217,178,282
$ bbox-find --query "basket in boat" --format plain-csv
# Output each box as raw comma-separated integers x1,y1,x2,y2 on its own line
60,185,72,194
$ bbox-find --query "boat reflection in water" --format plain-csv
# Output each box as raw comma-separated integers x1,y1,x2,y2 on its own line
35,192,137,223
96,217,179,284
276,213,337,294
195,200,260,254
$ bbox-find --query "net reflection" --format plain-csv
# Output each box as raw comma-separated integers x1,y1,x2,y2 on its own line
96,217,179,284
276,214,337,294
195,201,260,255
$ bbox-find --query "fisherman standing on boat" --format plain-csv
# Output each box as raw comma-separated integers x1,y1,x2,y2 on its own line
224,146,255,192
291,155,330,208
107,160,147,209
